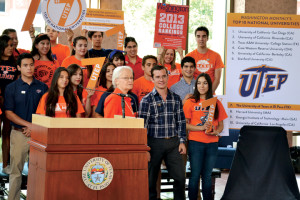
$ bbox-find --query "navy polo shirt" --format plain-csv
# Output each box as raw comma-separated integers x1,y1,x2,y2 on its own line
4,78,48,128
95,91,139,117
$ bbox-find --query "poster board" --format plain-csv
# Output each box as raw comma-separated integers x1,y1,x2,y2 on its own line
153,3,189,50
226,13,300,131
82,9,124,50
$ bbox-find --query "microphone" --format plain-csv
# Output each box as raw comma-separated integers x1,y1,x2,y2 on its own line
78,84,138,118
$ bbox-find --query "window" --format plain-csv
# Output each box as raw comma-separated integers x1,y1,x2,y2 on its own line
0,0,5,12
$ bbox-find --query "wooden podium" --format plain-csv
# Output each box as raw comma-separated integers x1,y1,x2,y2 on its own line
27,115,149,200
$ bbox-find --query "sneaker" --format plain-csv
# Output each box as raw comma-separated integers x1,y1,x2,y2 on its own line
2,165,11,174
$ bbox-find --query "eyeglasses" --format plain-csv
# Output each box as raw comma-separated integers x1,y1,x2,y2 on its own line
118,77,134,81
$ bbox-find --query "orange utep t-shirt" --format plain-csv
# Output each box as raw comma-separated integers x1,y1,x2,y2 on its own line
91,85,107,107
61,56,89,87
163,63,182,88
36,92,85,117
132,76,154,103
52,44,70,66
183,98,228,143
186,49,224,82
34,60,59,88
104,88,136,118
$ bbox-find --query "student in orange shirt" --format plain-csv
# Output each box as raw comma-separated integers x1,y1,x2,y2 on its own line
103,66,136,118
31,34,60,88
92,62,116,117
36,67,84,117
67,64,95,117
186,26,224,93
45,26,72,65
157,46,183,88
2,29,30,60
61,36,91,88
132,55,157,103
124,37,143,80
183,73,227,200
108,50,125,67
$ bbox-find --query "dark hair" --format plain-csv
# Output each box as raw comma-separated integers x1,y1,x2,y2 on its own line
99,62,116,89
17,53,34,66
124,37,137,48
0,35,15,64
194,26,209,37
71,36,93,78
46,67,78,117
142,55,157,66
159,48,176,70
150,65,168,78
87,31,103,39
71,36,88,57
67,64,83,101
2,28,16,35
181,56,196,68
31,34,54,62
108,50,125,63
190,73,218,119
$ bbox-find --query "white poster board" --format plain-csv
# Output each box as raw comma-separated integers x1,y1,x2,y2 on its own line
226,13,300,131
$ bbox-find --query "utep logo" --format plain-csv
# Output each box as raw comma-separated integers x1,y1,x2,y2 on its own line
239,65,288,99
41,0,87,31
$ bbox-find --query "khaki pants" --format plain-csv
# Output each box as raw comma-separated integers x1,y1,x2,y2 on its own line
8,128,30,200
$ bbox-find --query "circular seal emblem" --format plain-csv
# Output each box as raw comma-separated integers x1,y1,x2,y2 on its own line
41,0,87,32
82,157,114,190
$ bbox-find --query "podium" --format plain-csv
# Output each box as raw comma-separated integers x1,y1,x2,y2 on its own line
27,115,149,200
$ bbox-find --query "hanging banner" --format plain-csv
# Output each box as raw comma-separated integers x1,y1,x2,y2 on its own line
82,9,125,50
226,13,300,131
41,0,87,32
153,3,189,50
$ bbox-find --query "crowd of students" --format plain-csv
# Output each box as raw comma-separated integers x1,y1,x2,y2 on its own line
0,25,227,200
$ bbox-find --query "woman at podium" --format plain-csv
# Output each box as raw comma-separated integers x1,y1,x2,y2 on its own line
36,67,84,117
103,66,137,118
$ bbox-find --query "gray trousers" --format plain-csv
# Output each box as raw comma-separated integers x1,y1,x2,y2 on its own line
148,136,186,200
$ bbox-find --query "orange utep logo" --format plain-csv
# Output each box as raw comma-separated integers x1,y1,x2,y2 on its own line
41,0,87,31
200,97,217,133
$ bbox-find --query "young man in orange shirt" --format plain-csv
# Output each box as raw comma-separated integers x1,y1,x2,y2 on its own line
45,26,71,65
131,55,157,103
186,26,224,93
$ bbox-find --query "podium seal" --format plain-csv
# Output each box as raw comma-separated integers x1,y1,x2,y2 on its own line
82,157,114,190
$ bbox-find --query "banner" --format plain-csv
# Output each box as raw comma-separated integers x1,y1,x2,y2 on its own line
41,0,87,32
81,57,105,89
82,9,125,50
153,3,189,50
226,13,300,131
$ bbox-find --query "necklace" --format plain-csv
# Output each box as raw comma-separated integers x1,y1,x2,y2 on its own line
125,99,134,115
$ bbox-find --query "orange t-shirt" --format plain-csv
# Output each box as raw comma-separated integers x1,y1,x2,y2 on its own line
163,63,182,88
91,85,107,107
183,98,228,143
61,56,89,87
0,108,2,115
13,48,30,60
132,76,154,103
186,49,224,82
36,92,85,117
34,60,59,88
104,88,136,118
52,44,70,66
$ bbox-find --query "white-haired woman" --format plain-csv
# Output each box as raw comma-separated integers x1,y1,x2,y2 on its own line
102,66,138,118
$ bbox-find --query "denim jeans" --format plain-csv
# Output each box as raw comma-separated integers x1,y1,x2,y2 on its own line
188,140,218,200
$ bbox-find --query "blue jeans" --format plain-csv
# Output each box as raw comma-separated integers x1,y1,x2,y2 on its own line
188,140,218,200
